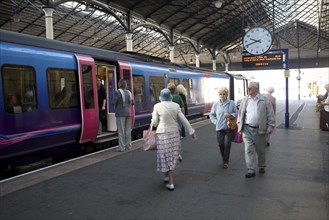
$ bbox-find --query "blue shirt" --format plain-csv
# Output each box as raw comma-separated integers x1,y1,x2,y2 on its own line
210,100,238,131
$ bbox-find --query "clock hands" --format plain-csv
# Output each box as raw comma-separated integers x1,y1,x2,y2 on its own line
250,38,260,42
245,38,261,47
243,27,272,55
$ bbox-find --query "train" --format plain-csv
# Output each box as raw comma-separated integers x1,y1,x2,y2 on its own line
0,29,248,168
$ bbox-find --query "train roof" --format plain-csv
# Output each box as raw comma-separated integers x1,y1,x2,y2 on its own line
0,29,245,79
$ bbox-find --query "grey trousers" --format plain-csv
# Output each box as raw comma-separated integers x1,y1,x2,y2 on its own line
116,116,132,150
242,126,266,173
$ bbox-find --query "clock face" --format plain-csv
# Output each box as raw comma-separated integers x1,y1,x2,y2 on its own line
243,27,272,55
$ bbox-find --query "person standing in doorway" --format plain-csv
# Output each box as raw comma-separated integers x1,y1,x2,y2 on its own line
237,82,275,178
97,78,106,134
112,79,134,152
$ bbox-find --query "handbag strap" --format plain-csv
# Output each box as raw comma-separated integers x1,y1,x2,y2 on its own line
162,104,177,122
148,122,153,131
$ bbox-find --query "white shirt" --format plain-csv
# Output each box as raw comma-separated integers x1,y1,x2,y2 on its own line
245,95,259,126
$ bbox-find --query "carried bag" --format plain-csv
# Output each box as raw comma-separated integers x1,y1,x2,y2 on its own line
226,101,237,130
227,116,237,130
142,123,157,151
231,113,242,143
232,130,243,143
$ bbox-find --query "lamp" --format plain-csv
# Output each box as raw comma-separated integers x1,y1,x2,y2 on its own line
213,0,223,9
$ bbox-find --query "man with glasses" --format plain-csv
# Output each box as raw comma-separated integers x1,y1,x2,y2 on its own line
237,82,275,178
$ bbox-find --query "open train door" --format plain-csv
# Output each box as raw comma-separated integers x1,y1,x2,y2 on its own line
118,61,135,128
75,54,98,143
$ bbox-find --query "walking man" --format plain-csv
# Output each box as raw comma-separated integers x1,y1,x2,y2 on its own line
237,82,275,178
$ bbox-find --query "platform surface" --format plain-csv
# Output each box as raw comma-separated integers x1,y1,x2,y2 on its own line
0,99,328,220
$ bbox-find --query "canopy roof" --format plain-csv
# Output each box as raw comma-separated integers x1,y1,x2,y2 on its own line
1,0,328,69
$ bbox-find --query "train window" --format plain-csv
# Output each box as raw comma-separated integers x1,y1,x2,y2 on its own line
183,79,191,100
189,78,204,104
133,75,146,114
234,79,245,102
168,78,179,86
123,69,131,90
47,68,78,109
149,76,164,105
2,65,37,113
81,65,94,109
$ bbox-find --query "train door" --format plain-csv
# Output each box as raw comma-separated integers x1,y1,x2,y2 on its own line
117,61,135,128
96,64,117,132
75,54,98,143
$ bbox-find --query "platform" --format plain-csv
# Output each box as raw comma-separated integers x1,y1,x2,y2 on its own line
0,99,328,220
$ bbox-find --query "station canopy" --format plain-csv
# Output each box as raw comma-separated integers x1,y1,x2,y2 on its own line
0,0,328,67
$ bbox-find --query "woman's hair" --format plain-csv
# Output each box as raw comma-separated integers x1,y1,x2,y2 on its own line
218,87,229,95
176,84,187,96
167,82,176,93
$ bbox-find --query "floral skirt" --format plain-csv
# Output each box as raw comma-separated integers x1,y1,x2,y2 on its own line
156,131,180,172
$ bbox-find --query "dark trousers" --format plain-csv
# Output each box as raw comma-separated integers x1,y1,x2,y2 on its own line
180,125,186,137
216,130,233,164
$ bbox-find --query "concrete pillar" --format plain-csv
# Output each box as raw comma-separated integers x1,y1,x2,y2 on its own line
126,33,133,51
195,54,200,67
43,7,54,39
169,45,175,63
225,63,229,72
212,59,216,71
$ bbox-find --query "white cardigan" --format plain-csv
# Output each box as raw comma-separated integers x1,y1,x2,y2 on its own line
151,101,195,135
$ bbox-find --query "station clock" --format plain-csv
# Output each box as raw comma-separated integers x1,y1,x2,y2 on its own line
243,27,272,55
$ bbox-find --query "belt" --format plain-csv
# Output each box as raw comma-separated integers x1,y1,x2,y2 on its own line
244,124,259,128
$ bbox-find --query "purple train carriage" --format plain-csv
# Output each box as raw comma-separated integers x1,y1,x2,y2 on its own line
0,29,247,168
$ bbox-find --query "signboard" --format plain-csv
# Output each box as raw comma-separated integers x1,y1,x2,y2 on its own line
242,53,283,68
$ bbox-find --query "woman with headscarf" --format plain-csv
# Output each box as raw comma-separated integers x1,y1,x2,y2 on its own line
151,88,197,191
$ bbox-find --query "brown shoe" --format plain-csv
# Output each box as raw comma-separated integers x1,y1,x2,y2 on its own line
223,163,229,169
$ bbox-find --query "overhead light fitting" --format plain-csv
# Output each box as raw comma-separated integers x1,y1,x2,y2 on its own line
213,0,223,9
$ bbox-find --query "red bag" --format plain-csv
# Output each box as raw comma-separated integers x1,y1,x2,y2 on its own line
232,130,243,143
